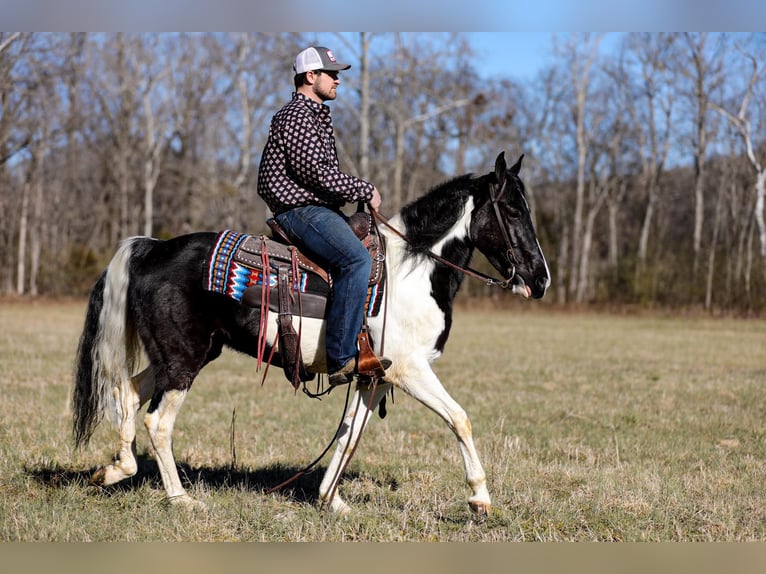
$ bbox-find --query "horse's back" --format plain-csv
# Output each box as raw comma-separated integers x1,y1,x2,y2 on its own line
130,232,218,276
128,231,229,324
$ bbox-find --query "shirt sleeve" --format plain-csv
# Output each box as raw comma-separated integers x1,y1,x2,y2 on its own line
278,109,375,205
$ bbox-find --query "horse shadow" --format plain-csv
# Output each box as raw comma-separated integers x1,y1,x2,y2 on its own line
26,454,361,506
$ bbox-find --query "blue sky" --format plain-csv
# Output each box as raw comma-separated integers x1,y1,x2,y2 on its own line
5,0,759,82
1,0,763,31
465,33,627,80
309,33,626,83
308,32,558,82
466,33,555,79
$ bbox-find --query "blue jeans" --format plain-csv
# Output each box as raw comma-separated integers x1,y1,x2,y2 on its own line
274,205,371,374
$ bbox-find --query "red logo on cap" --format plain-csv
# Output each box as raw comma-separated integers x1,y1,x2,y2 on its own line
325,49,337,63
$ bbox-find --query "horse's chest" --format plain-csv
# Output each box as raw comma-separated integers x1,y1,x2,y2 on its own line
384,281,445,347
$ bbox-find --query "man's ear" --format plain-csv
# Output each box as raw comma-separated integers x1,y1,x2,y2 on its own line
304,70,318,85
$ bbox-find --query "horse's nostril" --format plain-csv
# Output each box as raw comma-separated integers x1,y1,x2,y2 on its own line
535,274,549,292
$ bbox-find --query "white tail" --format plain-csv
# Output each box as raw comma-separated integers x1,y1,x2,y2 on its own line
93,237,146,428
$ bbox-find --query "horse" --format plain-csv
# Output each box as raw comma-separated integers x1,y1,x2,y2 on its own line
71,151,550,516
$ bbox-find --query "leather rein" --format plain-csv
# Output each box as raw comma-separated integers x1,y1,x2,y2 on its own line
370,178,519,289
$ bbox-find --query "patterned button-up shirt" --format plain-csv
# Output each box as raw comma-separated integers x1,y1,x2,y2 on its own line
257,92,374,214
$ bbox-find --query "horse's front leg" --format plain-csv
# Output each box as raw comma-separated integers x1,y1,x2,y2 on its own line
91,366,155,486
400,363,491,517
318,380,393,514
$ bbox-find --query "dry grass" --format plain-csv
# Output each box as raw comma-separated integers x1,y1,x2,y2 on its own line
1,299,765,541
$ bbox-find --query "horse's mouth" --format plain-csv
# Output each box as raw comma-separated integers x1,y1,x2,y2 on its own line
508,271,532,299
496,266,531,298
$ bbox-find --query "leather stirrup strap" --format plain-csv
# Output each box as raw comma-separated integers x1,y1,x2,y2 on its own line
277,265,308,389
256,236,271,369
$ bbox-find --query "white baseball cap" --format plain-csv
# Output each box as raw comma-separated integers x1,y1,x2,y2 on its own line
293,46,351,74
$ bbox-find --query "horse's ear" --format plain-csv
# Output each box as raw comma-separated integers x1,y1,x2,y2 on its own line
509,154,524,175
494,152,507,183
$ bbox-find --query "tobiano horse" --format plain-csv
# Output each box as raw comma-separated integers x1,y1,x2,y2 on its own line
71,151,550,516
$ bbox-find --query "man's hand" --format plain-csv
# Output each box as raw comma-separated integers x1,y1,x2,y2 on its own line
369,186,382,211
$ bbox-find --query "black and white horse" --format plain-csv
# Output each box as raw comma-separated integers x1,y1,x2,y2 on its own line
72,152,549,516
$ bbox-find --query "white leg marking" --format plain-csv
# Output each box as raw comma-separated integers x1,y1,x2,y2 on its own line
92,367,156,486
144,388,206,510
319,382,392,514
399,362,491,516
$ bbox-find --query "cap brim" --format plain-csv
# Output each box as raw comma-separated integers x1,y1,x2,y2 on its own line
322,63,351,71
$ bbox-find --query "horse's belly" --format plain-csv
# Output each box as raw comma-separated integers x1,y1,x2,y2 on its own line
280,316,326,370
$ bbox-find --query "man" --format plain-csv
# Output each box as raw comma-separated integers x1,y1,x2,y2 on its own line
257,46,389,387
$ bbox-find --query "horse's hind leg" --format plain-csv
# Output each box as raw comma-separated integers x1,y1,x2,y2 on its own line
318,381,392,514
144,388,205,510
91,366,155,486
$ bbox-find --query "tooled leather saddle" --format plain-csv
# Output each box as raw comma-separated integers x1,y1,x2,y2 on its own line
203,212,386,388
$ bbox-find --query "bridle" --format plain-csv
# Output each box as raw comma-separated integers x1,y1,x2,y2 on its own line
370,175,520,289
487,176,521,275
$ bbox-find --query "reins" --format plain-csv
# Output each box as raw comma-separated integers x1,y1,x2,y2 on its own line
267,205,387,500
370,195,517,289
265,373,381,507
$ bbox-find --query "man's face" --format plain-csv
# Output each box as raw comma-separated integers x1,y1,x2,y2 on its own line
310,70,340,101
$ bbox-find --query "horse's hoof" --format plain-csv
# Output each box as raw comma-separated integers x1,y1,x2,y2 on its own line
90,463,136,487
323,497,351,516
169,494,208,512
469,499,491,518
90,466,107,486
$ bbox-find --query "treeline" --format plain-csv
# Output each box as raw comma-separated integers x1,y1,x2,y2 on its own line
1,32,765,312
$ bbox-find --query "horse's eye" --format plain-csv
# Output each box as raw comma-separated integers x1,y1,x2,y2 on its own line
504,204,523,219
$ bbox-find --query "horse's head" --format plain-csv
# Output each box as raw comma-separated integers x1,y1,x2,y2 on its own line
471,152,550,299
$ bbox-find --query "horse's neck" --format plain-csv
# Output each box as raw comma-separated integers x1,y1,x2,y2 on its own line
393,193,474,261
383,207,474,298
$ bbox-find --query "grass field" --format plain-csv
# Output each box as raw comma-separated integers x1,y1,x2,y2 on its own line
1,299,765,541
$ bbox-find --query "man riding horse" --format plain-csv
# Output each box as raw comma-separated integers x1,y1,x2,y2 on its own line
257,46,391,387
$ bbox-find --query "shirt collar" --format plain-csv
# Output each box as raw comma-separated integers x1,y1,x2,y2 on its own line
292,91,331,117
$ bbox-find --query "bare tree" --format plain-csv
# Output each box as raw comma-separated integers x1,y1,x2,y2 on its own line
1,32,765,310
711,49,766,259
132,35,171,237
554,33,603,302
363,34,475,209
23,45,57,295
622,33,676,277
0,33,29,166
575,77,628,302
86,33,142,242
0,33,32,292
676,33,726,278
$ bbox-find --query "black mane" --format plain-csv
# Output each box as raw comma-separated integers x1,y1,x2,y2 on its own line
399,173,483,254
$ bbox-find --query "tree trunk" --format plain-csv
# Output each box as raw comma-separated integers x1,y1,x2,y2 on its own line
705,173,726,310
358,32,370,182
754,171,766,258
566,34,601,299
16,175,30,295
